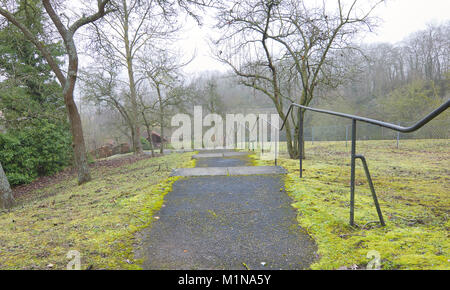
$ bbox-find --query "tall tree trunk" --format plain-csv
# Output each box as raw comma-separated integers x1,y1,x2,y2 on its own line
134,125,143,154
156,84,165,154
0,0,113,185
160,113,164,154
65,36,91,184
142,112,155,157
260,6,300,159
123,0,143,155
126,64,142,155
66,94,91,184
271,93,298,159
0,162,14,209
130,126,136,154
296,110,306,160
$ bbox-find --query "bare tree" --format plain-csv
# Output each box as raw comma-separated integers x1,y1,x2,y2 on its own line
89,0,216,154
89,0,176,154
0,0,113,184
138,48,192,153
402,22,450,83
81,106,127,152
81,62,140,150
214,0,298,157
214,0,382,158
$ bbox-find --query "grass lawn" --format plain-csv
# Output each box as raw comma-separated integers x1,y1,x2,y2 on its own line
252,139,449,269
0,152,195,269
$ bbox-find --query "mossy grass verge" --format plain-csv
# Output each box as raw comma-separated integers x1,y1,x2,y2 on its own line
251,139,449,270
0,152,195,269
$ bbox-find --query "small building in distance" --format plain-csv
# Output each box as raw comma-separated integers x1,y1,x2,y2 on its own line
143,131,168,148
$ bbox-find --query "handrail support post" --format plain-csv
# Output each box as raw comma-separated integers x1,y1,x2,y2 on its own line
355,155,386,226
298,108,303,178
350,119,356,226
275,132,278,166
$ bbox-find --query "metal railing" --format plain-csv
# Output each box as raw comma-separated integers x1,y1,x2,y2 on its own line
236,116,280,166
256,116,279,166
281,99,449,227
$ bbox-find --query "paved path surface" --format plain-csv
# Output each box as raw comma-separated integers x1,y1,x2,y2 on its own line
195,152,250,168
137,150,317,269
193,152,250,159
170,166,287,177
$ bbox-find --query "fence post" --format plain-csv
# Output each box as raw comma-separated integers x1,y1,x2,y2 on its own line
397,122,400,149
275,130,278,166
298,108,303,178
261,120,264,153
350,119,356,226
244,124,248,150
311,127,314,145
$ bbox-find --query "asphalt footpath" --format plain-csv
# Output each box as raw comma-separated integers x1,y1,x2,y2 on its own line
136,150,317,270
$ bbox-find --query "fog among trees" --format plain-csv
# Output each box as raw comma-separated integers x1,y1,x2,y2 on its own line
81,17,449,156
1,0,449,205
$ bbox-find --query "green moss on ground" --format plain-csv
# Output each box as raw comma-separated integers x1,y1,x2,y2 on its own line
0,152,195,270
252,139,449,270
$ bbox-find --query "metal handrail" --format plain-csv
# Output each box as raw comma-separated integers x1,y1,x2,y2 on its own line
281,100,449,132
280,99,449,227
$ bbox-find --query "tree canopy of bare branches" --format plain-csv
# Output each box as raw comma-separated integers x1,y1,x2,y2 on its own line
213,0,382,158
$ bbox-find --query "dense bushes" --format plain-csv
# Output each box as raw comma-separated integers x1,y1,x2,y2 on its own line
0,120,72,186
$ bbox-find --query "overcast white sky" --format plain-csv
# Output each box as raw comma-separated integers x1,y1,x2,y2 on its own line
179,0,450,75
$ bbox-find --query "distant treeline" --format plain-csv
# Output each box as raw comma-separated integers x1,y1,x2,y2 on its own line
304,22,449,140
